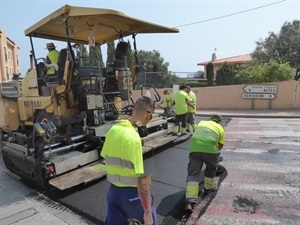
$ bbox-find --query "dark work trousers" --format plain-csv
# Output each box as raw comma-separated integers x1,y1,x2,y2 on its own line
174,113,187,131
105,184,157,225
187,152,220,181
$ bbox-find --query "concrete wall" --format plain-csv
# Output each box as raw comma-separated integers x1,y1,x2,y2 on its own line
131,80,300,110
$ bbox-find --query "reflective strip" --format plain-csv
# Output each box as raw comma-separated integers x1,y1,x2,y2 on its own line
186,181,199,199
106,156,134,170
204,177,215,189
107,173,137,186
186,123,191,130
173,126,179,133
194,126,219,142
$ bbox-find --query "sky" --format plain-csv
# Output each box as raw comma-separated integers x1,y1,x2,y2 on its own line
0,0,299,75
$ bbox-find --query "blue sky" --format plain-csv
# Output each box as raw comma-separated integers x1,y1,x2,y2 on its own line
0,0,299,75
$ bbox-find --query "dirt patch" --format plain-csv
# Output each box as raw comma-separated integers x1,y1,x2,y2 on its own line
232,196,259,214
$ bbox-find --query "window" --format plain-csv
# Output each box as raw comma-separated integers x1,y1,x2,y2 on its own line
6,66,9,80
16,54,19,66
4,47,7,62
8,51,10,59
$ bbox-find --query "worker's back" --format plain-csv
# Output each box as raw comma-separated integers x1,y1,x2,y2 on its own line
173,90,188,115
189,120,225,154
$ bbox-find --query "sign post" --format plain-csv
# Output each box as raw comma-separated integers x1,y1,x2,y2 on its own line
243,85,277,94
243,84,277,99
242,93,276,99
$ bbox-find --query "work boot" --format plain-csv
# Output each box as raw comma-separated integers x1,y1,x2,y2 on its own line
185,202,195,212
203,187,217,195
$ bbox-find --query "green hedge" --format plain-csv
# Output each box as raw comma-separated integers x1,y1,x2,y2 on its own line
171,82,207,87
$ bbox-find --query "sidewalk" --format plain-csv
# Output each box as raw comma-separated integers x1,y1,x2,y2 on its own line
156,108,300,118
0,154,95,225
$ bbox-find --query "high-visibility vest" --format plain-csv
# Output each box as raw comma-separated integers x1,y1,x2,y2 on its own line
46,50,59,75
101,120,144,187
173,90,188,115
187,91,196,113
189,120,225,154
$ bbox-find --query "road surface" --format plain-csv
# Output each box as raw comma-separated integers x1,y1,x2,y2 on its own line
1,117,299,225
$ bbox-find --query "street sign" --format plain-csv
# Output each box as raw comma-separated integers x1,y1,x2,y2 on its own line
242,93,276,99
243,85,277,93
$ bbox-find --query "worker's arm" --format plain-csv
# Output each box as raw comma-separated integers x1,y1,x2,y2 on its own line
218,128,225,150
137,175,153,225
218,143,224,150
185,98,195,109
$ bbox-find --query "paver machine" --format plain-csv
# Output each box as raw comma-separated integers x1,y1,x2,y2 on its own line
0,5,190,190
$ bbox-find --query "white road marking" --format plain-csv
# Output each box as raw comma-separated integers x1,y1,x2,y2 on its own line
199,214,280,225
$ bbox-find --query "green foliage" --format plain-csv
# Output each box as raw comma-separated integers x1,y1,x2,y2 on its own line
172,81,207,87
78,45,89,66
126,40,134,69
106,42,115,66
195,70,205,78
235,60,295,84
216,62,239,86
206,62,214,86
137,50,170,88
88,46,104,67
170,73,185,84
77,45,104,67
252,20,300,68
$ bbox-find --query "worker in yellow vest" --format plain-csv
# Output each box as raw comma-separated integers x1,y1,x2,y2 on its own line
185,115,225,211
101,96,156,225
172,85,194,136
45,42,59,75
186,86,196,133
158,90,172,114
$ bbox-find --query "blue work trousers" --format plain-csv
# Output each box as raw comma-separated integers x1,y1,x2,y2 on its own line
105,184,157,225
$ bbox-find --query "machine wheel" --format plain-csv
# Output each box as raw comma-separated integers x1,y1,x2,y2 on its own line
34,110,53,123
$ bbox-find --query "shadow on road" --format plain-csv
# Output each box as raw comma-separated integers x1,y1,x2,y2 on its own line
158,167,228,225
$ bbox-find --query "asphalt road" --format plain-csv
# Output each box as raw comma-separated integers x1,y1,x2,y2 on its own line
42,116,214,225
2,116,299,225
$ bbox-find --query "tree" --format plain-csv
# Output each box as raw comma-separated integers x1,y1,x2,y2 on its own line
235,60,294,84
206,62,214,86
106,41,115,66
88,46,104,67
79,45,89,66
252,20,300,68
126,40,135,69
215,63,239,86
195,70,204,78
137,50,170,88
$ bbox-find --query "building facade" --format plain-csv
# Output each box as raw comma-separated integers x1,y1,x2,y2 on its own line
197,53,252,79
0,29,20,82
